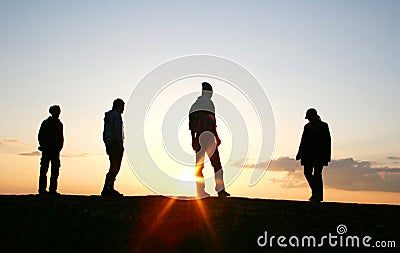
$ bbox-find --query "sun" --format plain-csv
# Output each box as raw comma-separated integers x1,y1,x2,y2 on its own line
176,167,196,181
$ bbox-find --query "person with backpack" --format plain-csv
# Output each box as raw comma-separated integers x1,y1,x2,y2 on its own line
189,82,230,198
102,98,125,197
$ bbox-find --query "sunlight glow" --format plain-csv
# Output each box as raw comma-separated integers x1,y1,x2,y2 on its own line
194,200,222,251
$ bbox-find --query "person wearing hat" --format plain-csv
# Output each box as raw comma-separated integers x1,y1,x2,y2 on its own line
189,82,230,198
38,105,64,195
296,108,331,202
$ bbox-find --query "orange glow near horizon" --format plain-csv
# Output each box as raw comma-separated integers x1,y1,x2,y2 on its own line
133,198,177,252
0,153,399,205
194,199,222,251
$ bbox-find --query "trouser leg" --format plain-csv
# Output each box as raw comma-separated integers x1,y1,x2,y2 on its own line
303,164,314,196
195,150,208,196
195,150,205,179
209,148,225,192
39,152,50,193
49,152,60,192
313,165,324,201
104,146,123,190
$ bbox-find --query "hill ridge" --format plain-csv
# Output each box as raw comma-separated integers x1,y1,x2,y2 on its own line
0,195,398,252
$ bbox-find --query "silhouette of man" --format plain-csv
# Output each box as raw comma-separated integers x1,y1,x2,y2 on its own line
38,105,64,196
296,108,331,202
189,82,230,198
102,98,125,197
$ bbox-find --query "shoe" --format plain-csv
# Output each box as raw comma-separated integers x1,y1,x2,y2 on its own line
197,191,210,198
309,195,322,203
38,190,48,196
48,191,61,196
196,181,210,198
110,189,123,197
217,190,230,198
102,189,123,197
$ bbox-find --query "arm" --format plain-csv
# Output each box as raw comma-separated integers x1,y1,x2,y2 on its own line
189,112,200,151
296,126,306,160
324,123,331,163
38,121,45,150
114,114,123,147
60,123,64,151
191,130,200,152
213,130,221,146
210,112,221,146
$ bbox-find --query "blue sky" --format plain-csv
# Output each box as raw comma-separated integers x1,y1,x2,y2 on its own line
0,1,399,198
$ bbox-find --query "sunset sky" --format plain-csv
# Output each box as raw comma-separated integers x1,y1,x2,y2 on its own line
0,1,399,204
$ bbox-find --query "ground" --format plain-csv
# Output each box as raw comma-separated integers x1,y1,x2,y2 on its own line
0,195,398,252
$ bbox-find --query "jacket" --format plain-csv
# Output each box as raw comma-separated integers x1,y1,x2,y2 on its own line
296,119,331,166
188,91,217,134
38,116,64,151
103,109,124,146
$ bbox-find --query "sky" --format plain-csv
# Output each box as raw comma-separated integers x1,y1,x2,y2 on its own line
0,0,399,204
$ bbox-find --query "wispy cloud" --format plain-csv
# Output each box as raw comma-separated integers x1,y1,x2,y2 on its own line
61,153,89,158
19,151,41,156
0,139,21,145
232,156,301,171
18,151,90,158
387,156,400,160
232,157,400,192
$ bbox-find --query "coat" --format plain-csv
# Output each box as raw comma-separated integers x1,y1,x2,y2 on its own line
188,91,217,134
38,116,64,152
296,119,331,166
103,109,124,147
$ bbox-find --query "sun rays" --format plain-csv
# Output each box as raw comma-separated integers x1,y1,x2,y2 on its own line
132,197,223,252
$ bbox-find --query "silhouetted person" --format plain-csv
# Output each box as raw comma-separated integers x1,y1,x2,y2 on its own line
296,108,331,202
38,105,64,196
102,98,125,197
189,82,230,198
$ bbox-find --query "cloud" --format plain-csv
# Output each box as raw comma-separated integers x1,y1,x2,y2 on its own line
19,151,41,156
0,139,21,145
387,156,400,160
232,157,400,192
61,153,89,158
325,158,400,192
234,156,301,171
18,151,90,158
231,159,271,169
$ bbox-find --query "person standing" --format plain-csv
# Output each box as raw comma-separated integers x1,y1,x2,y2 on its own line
189,82,230,198
38,105,64,196
296,108,331,202
102,98,125,197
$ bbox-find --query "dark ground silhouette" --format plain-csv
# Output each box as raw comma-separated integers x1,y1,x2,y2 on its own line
0,195,398,252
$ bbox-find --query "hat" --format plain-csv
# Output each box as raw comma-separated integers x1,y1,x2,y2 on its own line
305,108,318,119
202,82,213,91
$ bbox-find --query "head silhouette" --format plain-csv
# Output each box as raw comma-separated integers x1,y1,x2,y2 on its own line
49,105,61,118
113,98,125,114
305,108,320,121
202,82,213,99
202,82,212,91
